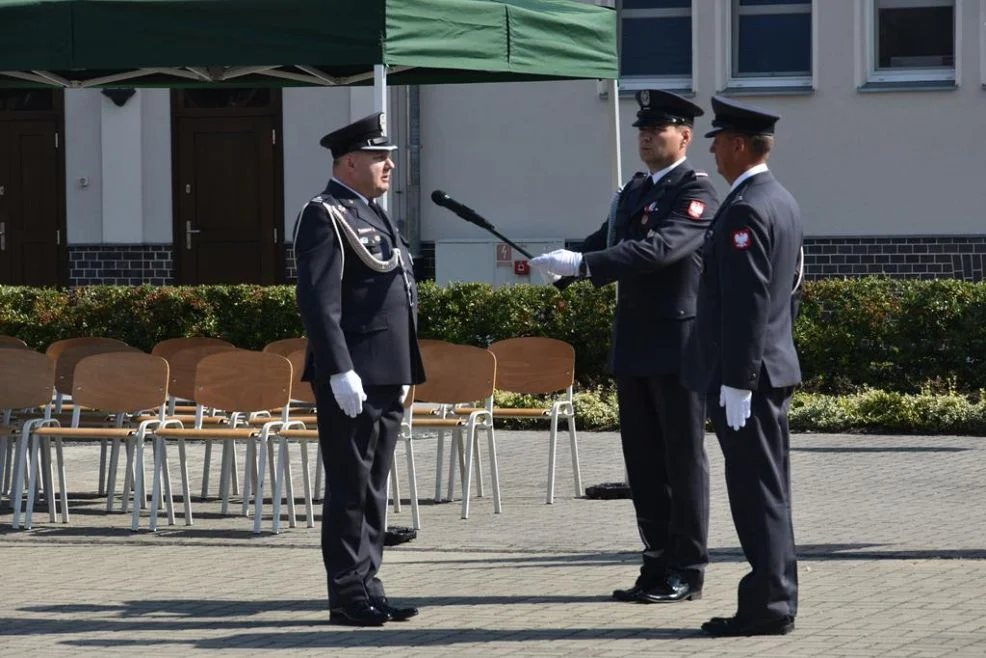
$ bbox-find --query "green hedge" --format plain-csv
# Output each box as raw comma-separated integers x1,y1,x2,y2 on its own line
2,278,985,394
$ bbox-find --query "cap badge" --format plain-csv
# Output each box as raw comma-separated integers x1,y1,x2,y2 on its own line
640,90,650,107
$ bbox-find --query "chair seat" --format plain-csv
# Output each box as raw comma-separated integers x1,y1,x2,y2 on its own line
32,426,137,439
133,414,228,425
276,429,320,439
455,406,551,417
155,428,259,439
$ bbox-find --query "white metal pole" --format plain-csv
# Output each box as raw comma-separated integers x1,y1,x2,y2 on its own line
609,78,622,191
373,64,389,212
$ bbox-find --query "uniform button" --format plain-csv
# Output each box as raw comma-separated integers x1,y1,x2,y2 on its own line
677,310,685,317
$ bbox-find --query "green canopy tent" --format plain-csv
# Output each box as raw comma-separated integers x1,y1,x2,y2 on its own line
0,0,622,197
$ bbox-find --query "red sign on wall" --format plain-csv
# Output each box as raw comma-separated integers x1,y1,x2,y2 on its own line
514,260,530,276
496,243,512,264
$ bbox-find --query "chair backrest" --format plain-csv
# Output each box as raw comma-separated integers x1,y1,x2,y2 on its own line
263,337,308,357
45,336,129,361
73,352,170,414
415,340,496,405
151,336,234,361
286,349,316,404
0,349,55,410
488,337,575,394
194,350,292,413
167,344,240,401
52,342,141,396
0,335,29,349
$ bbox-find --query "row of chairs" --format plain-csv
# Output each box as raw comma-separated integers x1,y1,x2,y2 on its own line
0,334,583,533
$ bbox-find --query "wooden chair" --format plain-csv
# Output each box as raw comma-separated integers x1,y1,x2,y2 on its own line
262,337,308,357
49,340,141,498
1,349,55,518
17,351,173,530
151,337,234,413
149,350,295,533
406,340,500,521
0,335,28,349
455,337,582,503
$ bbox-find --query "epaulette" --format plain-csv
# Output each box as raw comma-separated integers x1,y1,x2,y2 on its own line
629,171,648,182
690,170,710,178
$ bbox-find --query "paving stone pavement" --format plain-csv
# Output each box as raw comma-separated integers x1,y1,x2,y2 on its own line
2,429,986,657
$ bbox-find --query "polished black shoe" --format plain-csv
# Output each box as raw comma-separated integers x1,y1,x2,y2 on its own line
635,574,702,603
329,600,388,627
612,584,647,602
370,597,419,622
701,615,795,637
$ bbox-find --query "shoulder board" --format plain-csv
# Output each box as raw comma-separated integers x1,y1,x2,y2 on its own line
690,171,709,178
629,171,648,182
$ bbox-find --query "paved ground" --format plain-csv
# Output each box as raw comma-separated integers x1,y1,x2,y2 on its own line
2,428,986,657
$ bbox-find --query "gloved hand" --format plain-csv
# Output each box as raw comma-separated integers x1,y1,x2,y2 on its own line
400,385,410,405
530,249,582,277
330,370,367,418
720,385,752,431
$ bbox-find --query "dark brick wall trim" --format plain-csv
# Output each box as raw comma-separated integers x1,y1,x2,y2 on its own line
803,236,985,281
69,244,175,286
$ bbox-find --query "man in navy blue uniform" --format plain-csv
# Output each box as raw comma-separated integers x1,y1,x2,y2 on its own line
532,90,719,604
294,112,425,627
685,96,803,637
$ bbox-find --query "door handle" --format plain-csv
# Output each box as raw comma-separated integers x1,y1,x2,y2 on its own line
185,220,201,250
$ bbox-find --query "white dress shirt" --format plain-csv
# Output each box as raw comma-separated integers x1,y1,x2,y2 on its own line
729,163,769,194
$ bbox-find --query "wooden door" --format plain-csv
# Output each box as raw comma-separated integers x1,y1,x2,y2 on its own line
172,89,282,284
0,90,65,286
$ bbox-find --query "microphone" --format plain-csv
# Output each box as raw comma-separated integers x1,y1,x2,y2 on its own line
430,190,493,230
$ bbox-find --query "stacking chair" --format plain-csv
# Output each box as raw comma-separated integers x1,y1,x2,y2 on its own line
406,340,500,521
1,349,55,515
16,351,174,530
161,343,239,500
455,337,582,504
0,336,28,349
148,350,295,533
49,340,141,498
152,337,234,413
262,337,308,358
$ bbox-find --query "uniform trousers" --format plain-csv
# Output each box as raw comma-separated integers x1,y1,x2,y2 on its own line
708,380,798,621
616,373,709,587
313,380,403,607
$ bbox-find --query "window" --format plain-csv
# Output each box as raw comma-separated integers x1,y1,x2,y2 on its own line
620,0,693,91
729,0,813,89
869,0,955,84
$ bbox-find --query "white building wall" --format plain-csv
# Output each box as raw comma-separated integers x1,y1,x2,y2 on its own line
141,89,173,243
64,89,102,244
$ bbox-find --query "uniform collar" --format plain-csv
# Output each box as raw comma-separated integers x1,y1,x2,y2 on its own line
650,157,687,186
729,163,769,194
330,177,370,206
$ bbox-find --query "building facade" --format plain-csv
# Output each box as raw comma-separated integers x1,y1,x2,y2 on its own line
1,0,982,287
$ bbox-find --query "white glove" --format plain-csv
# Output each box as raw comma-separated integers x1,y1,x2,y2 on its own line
530,249,582,277
400,385,410,405
720,385,752,431
330,370,367,418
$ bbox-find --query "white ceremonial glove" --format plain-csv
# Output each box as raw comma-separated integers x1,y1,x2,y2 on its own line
330,370,367,418
720,385,753,431
400,385,410,405
530,249,583,277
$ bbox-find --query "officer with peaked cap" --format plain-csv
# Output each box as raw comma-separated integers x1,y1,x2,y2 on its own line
531,90,719,604
685,95,803,636
294,111,425,627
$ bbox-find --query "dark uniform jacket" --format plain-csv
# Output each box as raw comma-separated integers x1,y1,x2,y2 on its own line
580,162,719,376
684,171,802,394
294,179,425,386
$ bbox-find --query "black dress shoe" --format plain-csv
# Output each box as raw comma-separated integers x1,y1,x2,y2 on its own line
636,574,702,603
370,597,418,621
329,600,388,627
701,615,795,637
612,585,647,602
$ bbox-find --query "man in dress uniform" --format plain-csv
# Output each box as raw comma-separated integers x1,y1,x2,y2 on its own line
294,112,425,627
531,90,719,604
685,96,803,637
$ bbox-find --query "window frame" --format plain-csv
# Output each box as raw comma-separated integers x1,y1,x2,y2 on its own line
722,0,816,91
863,0,960,85
619,1,696,92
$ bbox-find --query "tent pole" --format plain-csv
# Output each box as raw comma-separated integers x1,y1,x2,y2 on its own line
608,78,622,191
374,64,390,212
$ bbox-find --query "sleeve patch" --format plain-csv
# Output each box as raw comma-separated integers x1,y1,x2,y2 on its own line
687,200,706,220
731,228,752,250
